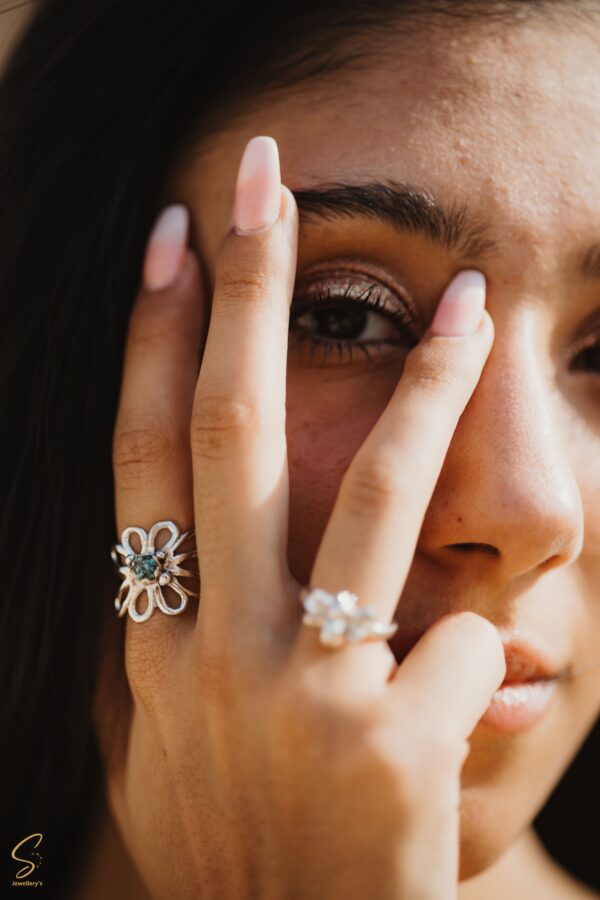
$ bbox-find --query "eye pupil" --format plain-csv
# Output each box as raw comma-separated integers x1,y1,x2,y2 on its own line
310,307,368,340
572,345,600,372
289,277,417,366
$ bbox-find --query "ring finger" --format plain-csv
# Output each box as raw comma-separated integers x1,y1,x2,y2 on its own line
112,204,206,643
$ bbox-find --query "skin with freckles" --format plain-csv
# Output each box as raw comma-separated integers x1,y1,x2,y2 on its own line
89,11,600,900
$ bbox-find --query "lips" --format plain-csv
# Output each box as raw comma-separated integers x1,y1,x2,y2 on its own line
388,622,566,734
388,624,563,685
500,637,558,684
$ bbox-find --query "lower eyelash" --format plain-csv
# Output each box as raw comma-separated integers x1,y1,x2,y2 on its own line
289,281,418,364
290,328,383,365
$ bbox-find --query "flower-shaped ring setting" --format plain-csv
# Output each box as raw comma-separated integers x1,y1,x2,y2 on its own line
111,520,199,623
299,586,398,648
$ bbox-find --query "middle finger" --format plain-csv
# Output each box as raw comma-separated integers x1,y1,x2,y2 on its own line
191,136,299,638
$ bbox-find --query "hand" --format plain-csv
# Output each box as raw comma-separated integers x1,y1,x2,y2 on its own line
108,136,505,900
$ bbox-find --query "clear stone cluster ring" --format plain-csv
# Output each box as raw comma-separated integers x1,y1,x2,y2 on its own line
300,586,398,648
110,520,199,623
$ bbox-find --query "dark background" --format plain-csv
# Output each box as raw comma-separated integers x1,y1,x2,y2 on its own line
534,715,599,891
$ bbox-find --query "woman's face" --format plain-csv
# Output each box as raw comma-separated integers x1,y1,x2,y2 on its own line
165,13,600,880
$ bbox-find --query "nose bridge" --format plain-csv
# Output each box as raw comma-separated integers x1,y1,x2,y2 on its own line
475,319,555,494
423,312,584,579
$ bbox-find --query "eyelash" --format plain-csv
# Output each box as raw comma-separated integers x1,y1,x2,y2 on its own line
571,333,600,375
289,278,600,378
289,281,418,364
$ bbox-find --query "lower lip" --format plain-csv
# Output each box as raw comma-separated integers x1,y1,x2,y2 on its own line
479,679,559,734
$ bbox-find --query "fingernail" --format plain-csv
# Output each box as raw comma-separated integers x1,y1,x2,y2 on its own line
143,204,189,292
233,136,282,235
430,270,486,337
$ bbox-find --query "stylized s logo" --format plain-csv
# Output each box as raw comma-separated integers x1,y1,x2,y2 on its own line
11,833,43,880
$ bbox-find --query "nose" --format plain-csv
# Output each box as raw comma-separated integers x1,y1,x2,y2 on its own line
418,315,584,583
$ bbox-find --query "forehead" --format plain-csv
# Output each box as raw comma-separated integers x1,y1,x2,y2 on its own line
283,19,598,205
187,16,600,236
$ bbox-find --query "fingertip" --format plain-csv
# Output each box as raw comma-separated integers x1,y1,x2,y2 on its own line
452,268,486,293
454,611,506,685
279,184,298,221
430,268,486,338
143,203,190,293
175,245,204,296
476,309,496,358
232,136,281,235
279,185,299,261
130,242,206,359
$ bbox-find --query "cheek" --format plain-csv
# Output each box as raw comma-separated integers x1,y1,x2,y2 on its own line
284,365,399,581
567,445,600,671
582,482,600,555
572,433,600,554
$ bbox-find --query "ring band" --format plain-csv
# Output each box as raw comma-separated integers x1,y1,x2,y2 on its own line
111,520,199,623
300,586,398,648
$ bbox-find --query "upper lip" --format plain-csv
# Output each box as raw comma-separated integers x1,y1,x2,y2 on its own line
388,624,565,684
500,636,560,683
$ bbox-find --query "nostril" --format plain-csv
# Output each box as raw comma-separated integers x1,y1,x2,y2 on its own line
449,542,500,556
540,553,561,570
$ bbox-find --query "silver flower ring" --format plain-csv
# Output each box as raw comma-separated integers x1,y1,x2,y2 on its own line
111,520,199,623
300,586,398,648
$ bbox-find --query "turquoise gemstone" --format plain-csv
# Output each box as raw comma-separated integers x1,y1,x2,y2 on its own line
132,554,158,581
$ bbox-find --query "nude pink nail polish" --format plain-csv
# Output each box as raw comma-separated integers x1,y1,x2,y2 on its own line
430,270,486,337
143,204,189,292
233,136,282,234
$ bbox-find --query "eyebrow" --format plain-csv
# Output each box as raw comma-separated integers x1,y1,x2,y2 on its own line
292,179,600,282
291,179,500,261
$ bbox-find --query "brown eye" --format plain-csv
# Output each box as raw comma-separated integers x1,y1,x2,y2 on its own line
571,341,600,374
289,275,419,365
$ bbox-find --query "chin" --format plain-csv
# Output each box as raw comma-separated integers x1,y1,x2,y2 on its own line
456,776,527,881
455,683,597,881
455,726,549,881
457,796,510,880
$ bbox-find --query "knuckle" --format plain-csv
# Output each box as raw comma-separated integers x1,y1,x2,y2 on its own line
417,732,470,776
335,726,418,810
191,393,259,459
276,666,383,740
127,308,175,354
113,420,175,480
268,676,321,733
196,647,238,708
355,727,466,808
342,456,409,515
124,625,179,713
359,725,415,775
403,343,458,395
217,269,277,306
